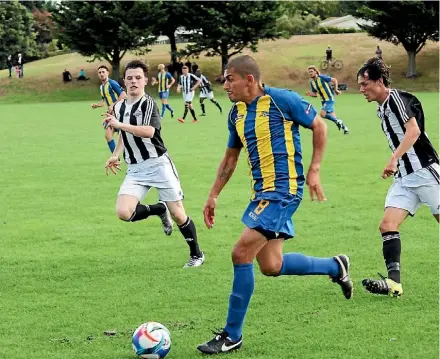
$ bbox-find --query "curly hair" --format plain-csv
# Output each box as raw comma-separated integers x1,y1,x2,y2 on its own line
123,60,148,78
357,58,391,87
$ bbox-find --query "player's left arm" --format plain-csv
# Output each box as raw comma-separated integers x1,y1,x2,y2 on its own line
166,73,175,89
383,97,422,178
285,91,327,201
191,74,201,91
330,76,341,95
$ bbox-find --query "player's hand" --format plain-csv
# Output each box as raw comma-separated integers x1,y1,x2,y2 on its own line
107,104,114,115
306,168,326,202
382,157,398,179
91,103,99,109
306,91,313,97
335,89,342,95
203,195,217,229
105,156,121,176
166,84,171,89
103,113,121,129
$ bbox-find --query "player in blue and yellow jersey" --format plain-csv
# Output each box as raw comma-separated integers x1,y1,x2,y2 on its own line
197,55,353,355
306,65,349,134
151,64,175,119
92,65,126,153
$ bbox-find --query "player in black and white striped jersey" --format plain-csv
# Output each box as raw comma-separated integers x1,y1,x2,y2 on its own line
176,66,200,123
195,69,223,116
357,58,439,297
104,60,205,268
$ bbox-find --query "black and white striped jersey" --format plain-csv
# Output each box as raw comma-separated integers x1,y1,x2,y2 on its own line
114,94,167,164
199,74,212,95
179,73,199,93
377,89,439,177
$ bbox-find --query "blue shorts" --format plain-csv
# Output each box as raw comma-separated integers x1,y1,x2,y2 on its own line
322,101,335,113
159,90,169,99
241,193,302,240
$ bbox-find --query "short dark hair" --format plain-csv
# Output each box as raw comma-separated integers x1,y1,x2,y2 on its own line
182,65,189,70
226,55,261,82
98,65,109,72
123,60,148,78
357,57,391,87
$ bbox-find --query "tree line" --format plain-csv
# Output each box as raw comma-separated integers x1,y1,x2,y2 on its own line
1,1,438,79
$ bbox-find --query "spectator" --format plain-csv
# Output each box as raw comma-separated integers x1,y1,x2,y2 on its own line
326,46,333,62
375,45,383,59
6,55,12,78
63,69,73,83
14,66,20,78
17,53,23,77
185,59,192,72
77,68,89,81
192,62,199,74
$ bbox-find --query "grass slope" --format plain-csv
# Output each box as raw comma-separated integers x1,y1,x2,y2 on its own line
0,33,438,104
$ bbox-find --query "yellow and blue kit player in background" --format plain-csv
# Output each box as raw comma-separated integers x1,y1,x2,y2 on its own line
197,55,353,355
91,65,126,153
151,64,175,119
306,65,349,134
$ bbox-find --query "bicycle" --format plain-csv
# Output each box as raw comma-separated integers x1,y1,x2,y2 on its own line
320,58,343,71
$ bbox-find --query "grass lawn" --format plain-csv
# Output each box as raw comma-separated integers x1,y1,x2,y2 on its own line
0,92,438,359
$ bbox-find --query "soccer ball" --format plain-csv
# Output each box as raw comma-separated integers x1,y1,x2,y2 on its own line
132,322,171,359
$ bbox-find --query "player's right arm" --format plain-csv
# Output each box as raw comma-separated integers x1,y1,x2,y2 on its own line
92,99,105,109
306,81,318,97
204,110,242,228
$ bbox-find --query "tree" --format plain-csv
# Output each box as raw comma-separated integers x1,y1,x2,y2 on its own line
345,1,439,77
0,1,37,67
183,1,282,73
52,1,158,80
148,1,193,64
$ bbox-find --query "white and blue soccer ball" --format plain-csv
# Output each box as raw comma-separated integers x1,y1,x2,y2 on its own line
132,322,171,359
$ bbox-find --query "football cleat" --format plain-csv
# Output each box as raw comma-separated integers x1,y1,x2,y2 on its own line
192,119,198,123
332,254,353,299
171,111,174,118
178,118,185,123
362,273,403,297
183,252,205,268
197,329,242,355
158,201,173,236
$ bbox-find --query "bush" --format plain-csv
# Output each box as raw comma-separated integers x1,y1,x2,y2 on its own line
316,26,360,34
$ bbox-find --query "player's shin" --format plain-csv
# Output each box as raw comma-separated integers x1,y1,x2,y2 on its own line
279,253,339,276
178,217,202,257
382,231,401,283
129,202,166,222
183,104,189,119
224,263,255,341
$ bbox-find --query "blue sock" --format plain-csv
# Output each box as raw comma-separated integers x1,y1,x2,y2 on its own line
166,104,174,113
224,264,254,341
107,139,115,153
161,104,166,117
279,253,339,277
324,113,338,124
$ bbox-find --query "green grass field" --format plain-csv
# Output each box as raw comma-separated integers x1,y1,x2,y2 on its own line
1,92,438,359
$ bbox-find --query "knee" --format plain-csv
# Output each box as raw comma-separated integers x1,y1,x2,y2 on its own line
259,261,283,277
116,206,135,222
169,204,186,225
231,245,254,265
379,217,400,233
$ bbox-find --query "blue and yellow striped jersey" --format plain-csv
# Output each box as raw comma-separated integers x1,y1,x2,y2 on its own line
310,74,334,102
100,79,124,107
156,71,173,92
227,86,317,199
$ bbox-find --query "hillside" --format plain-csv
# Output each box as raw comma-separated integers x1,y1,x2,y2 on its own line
0,33,438,103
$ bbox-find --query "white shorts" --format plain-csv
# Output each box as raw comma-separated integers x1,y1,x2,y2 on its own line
385,163,440,215
183,91,195,103
118,153,183,202
200,91,214,100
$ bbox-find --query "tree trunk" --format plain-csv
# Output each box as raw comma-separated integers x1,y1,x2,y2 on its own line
111,50,120,81
221,42,229,74
406,51,417,78
168,31,178,64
